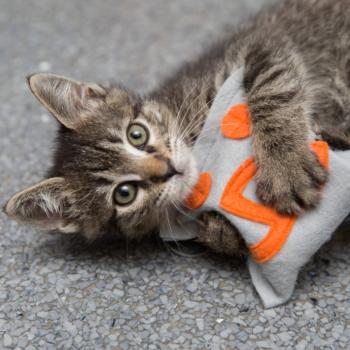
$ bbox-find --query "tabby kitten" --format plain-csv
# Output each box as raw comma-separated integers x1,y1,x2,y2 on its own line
5,0,350,255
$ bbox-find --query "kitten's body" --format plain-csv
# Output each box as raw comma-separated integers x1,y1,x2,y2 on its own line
5,0,350,255
153,0,350,149
151,0,350,250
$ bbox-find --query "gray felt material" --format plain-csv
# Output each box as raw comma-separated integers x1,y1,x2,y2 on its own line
2,0,350,349
163,68,350,308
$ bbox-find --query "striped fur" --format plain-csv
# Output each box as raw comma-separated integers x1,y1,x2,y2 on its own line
5,0,350,249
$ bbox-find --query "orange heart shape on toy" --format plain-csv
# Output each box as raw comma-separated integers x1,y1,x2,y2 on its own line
221,103,251,139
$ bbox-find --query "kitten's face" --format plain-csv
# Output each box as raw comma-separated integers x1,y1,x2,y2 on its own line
4,74,198,240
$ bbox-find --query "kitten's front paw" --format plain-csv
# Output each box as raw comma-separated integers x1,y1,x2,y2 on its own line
197,211,246,257
255,149,328,215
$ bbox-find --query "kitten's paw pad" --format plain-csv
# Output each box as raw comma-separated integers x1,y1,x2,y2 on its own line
256,151,328,215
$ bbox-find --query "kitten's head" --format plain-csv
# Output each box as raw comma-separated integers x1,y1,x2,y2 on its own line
4,74,198,240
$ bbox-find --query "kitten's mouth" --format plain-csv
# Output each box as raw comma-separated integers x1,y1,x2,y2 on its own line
159,139,199,207
165,166,183,181
168,156,199,203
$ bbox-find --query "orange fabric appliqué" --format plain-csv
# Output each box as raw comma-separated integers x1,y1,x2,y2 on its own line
221,103,251,139
186,172,212,210
219,141,329,264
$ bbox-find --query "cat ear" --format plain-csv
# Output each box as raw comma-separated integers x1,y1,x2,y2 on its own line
3,177,78,233
27,73,107,129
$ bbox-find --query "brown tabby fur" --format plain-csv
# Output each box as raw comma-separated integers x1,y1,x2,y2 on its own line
4,0,350,256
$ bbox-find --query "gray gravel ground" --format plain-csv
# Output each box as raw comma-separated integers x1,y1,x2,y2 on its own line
1,0,350,349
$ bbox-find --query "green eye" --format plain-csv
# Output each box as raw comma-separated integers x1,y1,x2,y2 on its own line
114,183,138,205
127,123,149,148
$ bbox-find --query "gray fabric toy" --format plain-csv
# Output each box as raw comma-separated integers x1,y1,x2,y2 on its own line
160,68,350,308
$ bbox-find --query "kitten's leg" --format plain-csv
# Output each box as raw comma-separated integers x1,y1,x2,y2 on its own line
312,75,350,150
197,211,247,257
242,42,328,215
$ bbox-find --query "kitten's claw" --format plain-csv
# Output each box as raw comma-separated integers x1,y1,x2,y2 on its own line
255,149,328,215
